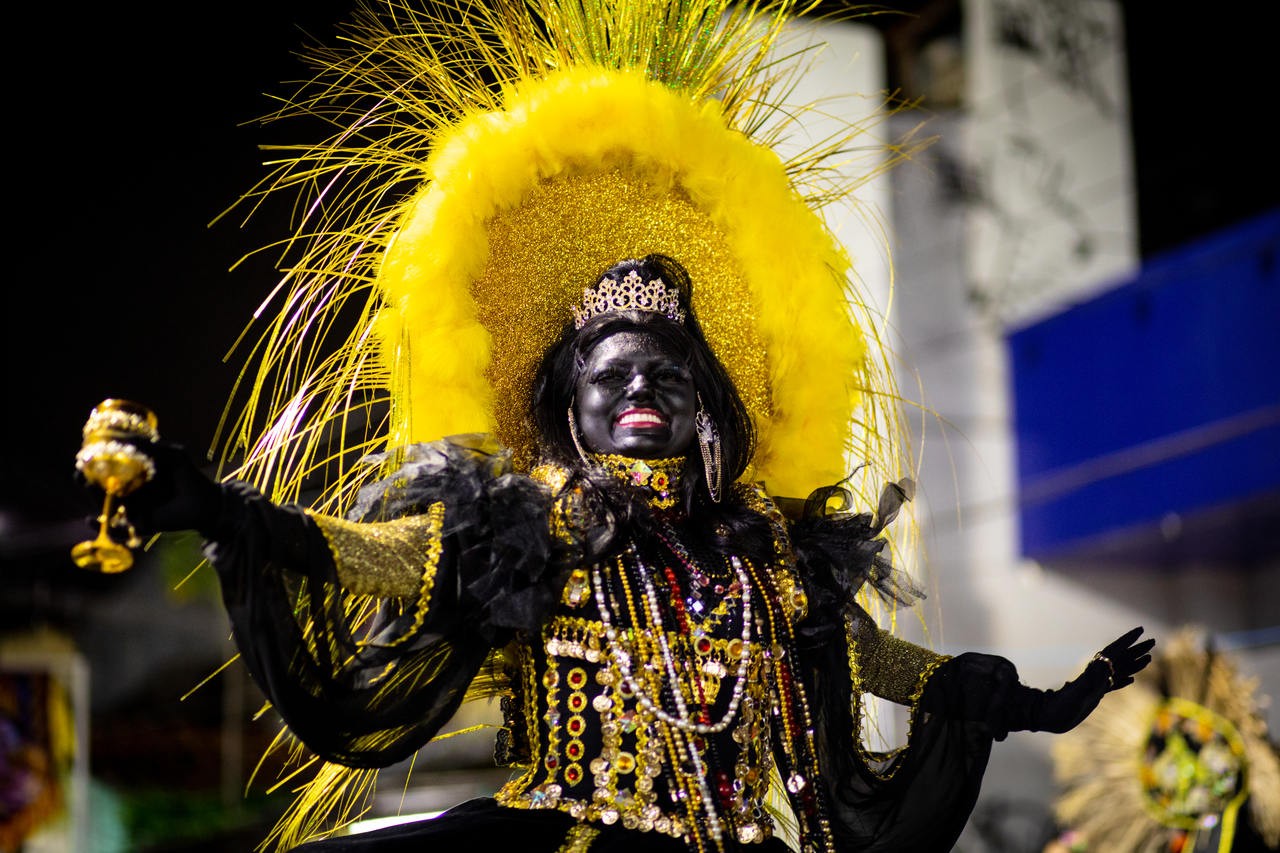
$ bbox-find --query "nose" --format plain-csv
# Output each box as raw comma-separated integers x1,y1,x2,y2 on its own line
625,372,654,399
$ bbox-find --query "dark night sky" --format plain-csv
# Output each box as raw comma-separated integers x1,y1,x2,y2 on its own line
3,1,1276,566
6,1,357,540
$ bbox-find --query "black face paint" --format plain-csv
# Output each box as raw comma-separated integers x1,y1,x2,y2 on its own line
573,331,697,458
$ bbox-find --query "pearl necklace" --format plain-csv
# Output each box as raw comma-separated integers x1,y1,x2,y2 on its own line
591,548,754,736
592,545,754,848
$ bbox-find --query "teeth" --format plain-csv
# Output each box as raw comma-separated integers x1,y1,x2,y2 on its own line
618,412,664,427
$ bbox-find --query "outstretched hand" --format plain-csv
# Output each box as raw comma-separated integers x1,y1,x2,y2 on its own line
1092,625,1156,690
1031,626,1155,733
77,438,225,538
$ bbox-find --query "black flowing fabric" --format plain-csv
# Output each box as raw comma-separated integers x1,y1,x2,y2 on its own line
787,479,1006,852
289,798,795,852
206,437,564,768
801,640,1011,851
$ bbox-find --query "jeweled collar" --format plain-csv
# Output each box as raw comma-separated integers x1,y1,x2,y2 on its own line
591,453,685,510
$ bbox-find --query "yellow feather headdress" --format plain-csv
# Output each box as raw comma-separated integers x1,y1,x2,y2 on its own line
215,0,918,509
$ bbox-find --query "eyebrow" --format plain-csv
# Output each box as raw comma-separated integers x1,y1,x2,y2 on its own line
593,355,688,370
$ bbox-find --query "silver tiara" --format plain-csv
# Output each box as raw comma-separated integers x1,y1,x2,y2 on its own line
571,269,686,328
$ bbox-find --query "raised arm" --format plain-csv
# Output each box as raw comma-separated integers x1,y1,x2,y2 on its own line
75,435,564,768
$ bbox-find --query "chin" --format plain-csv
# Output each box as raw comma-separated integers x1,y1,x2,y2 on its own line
611,438,675,458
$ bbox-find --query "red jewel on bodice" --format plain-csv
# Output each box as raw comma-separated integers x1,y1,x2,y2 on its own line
716,771,735,806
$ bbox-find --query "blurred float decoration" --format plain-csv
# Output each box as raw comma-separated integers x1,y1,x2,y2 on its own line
0,631,83,853
1051,626,1280,852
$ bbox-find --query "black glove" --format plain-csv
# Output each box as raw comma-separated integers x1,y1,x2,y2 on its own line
1010,625,1155,734
78,438,226,539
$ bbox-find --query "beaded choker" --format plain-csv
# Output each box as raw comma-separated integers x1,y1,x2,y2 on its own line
590,453,685,510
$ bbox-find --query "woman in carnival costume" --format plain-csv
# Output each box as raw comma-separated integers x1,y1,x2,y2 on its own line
73,1,1153,851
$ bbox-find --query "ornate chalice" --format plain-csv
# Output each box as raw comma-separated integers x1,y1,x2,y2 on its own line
70,399,159,573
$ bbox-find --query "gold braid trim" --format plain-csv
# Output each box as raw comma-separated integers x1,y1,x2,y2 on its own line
734,481,807,622
307,503,446,606
845,612,950,781
555,822,601,853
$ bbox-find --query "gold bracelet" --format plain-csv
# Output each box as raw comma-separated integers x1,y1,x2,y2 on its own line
1092,652,1116,688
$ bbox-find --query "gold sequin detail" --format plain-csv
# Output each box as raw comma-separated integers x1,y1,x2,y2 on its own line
555,823,600,853
845,612,950,781
531,462,571,493
848,613,949,705
476,168,769,471
533,462,592,547
308,505,446,599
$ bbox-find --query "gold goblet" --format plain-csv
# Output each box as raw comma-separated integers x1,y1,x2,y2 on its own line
71,399,160,573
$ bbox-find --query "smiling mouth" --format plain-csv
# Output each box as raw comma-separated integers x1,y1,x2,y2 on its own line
616,409,667,428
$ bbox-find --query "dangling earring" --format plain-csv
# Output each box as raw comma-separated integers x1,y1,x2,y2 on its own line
567,403,592,464
695,393,722,503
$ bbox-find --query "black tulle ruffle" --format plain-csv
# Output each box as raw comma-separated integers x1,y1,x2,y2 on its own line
208,436,569,768
351,435,573,642
786,478,924,649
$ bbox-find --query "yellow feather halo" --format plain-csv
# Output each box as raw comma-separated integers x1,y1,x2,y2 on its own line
378,66,862,497
216,0,915,508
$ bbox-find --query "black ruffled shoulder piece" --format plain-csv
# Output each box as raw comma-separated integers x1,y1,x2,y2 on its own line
350,434,512,518
350,434,575,643
785,478,923,647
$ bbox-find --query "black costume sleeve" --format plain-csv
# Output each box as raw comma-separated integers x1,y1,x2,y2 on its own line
786,480,1004,852
204,436,567,769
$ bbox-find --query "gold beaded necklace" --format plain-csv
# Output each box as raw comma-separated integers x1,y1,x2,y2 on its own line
592,545,755,852
590,453,685,510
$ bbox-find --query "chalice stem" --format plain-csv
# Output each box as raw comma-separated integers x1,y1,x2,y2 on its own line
71,491,134,573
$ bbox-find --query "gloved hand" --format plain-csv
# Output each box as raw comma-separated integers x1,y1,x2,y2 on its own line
77,438,226,538
1017,626,1156,733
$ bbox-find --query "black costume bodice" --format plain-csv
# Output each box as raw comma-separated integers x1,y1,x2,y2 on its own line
496,527,796,849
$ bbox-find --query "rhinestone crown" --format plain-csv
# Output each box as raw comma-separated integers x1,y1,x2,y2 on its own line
571,269,686,328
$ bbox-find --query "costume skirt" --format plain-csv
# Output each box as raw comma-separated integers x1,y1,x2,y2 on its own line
289,797,796,852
